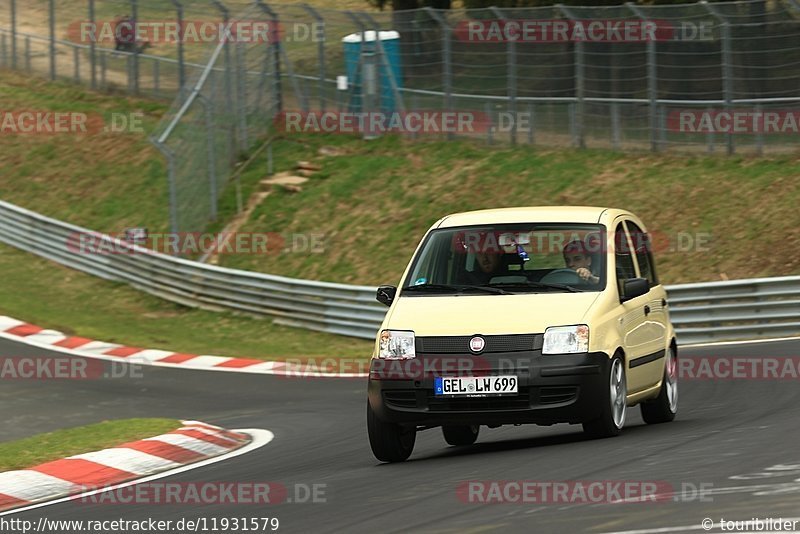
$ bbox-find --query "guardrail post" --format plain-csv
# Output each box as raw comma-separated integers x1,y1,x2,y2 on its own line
49,0,55,80
170,0,186,93
425,8,453,140
703,2,734,155
88,0,97,89
130,0,139,95
627,3,658,152
558,5,585,149
302,4,326,113
10,0,17,69
490,7,517,145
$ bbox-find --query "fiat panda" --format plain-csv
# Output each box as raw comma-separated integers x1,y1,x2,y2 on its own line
367,207,678,462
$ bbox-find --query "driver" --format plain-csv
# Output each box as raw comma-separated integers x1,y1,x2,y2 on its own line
563,240,599,284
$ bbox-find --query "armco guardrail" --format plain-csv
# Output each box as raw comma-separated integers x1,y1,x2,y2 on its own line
1,199,798,344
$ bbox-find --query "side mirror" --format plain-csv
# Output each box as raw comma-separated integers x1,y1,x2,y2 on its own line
376,285,397,307
621,278,649,302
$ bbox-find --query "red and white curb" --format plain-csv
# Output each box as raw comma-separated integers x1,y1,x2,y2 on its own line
0,315,368,377
0,421,251,512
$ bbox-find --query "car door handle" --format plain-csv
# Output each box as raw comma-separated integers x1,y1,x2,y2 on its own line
662,298,667,307
644,305,651,316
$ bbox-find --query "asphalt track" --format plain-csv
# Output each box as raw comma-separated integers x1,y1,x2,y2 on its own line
3,336,800,533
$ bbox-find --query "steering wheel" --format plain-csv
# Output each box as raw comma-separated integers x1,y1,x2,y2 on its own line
540,268,584,284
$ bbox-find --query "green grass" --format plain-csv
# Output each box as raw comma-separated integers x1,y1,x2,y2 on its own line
218,132,800,286
0,242,373,361
0,419,181,472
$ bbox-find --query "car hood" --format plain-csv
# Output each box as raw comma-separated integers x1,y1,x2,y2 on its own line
385,292,601,336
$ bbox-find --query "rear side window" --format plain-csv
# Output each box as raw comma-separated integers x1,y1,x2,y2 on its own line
614,223,636,296
626,221,658,286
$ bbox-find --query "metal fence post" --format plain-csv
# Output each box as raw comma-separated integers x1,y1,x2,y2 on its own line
706,106,715,153
211,1,235,165
425,8,453,140
235,41,248,151
153,142,180,239
49,0,55,80
200,96,218,221
704,3,734,155
303,4,327,113
170,0,186,93
627,3,658,152
10,0,17,70
359,12,406,113
100,51,107,88
527,101,535,145
755,103,764,155
485,101,493,145
490,7,517,145
257,1,284,114
0,35,6,68
558,5,585,149
24,36,30,72
130,0,139,95
89,0,97,89
153,59,160,97
73,46,80,83
611,102,621,150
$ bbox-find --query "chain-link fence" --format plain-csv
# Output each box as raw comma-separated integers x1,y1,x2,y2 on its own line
2,0,800,234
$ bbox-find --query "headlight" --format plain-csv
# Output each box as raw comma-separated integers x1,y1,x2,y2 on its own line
543,325,589,354
378,330,416,360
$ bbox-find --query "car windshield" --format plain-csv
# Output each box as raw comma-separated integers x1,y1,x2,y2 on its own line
402,223,606,295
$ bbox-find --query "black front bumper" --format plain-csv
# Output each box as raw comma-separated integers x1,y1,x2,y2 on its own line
367,350,611,427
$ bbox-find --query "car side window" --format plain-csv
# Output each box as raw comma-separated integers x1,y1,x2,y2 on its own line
614,223,636,296
626,221,658,286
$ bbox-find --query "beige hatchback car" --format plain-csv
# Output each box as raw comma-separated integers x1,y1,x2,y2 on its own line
367,207,678,462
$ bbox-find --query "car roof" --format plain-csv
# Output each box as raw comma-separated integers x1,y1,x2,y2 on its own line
436,206,633,228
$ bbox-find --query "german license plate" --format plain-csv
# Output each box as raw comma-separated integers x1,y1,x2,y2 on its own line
434,375,518,396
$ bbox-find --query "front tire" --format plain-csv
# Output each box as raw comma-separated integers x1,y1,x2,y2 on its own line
442,425,480,446
583,355,627,438
367,401,416,462
641,346,678,424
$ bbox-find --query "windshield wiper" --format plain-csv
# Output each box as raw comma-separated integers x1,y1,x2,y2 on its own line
401,284,509,295
486,281,582,293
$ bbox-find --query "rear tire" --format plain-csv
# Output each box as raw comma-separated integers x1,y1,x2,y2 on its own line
583,355,627,438
442,425,480,446
641,346,678,424
367,401,416,462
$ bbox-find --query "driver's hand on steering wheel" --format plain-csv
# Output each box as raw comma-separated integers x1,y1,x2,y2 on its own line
575,268,599,284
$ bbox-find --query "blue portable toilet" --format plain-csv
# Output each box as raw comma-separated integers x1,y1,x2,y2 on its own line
342,30,402,114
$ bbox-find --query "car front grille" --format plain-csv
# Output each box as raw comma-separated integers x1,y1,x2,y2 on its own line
426,392,532,411
416,334,542,354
